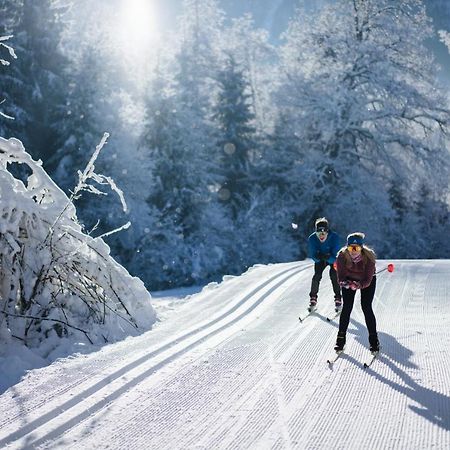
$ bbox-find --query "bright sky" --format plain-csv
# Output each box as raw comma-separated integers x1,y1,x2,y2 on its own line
115,0,161,86
121,0,159,47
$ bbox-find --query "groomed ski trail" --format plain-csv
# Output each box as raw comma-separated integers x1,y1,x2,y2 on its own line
0,260,449,449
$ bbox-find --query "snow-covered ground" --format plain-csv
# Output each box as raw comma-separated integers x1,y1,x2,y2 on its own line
0,259,449,449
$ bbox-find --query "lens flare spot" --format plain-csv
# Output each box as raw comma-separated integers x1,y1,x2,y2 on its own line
224,143,236,155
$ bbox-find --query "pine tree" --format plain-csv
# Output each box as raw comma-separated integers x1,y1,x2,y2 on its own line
49,48,106,192
0,0,68,163
144,66,188,225
166,0,224,236
139,56,218,286
46,0,128,242
223,14,275,132
213,53,258,219
0,1,31,142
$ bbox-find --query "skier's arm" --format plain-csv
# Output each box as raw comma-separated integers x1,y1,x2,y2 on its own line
326,233,340,264
360,259,376,289
336,253,348,284
308,236,320,263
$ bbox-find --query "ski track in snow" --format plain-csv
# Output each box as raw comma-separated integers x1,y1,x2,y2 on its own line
1,260,450,449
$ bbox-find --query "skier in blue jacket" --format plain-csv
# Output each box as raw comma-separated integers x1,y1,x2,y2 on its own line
307,218,342,312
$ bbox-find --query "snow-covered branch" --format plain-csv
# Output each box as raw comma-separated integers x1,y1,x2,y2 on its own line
0,35,17,120
71,132,127,213
438,30,450,52
0,35,17,66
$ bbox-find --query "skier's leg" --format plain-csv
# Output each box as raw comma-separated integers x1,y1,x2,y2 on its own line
329,264,342,309
329,264,341,297
335,287,356,350
338,287,356,334
309,261,326,300
360,277,377,334
361,277,379,351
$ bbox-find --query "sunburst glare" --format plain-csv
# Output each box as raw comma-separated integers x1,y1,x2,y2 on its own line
118,0,159,57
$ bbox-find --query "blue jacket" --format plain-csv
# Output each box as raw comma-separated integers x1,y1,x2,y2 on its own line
308,230,342,265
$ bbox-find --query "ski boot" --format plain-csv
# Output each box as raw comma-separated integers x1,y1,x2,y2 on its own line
369,334,380,353
334,296,342,312
334,332,346,352
308,296,318,312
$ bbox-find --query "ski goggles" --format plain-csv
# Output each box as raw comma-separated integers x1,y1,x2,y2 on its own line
347,244,362,252
316,228,328,234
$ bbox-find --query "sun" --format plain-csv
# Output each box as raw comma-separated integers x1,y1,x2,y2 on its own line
118,0,159,55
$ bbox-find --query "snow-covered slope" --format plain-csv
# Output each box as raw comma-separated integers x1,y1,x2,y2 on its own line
1,260,449,449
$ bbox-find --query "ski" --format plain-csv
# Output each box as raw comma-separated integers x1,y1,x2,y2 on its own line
363,351,380,369
327,350,344,366
299,304,317,322
326,310,341,322
299,308,315,322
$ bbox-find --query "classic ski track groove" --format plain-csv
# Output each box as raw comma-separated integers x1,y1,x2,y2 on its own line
0,262,303,428
0,262,309,448
67,268,316,450
132,307,338,449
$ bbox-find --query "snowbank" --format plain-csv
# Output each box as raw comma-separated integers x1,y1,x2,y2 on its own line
0,136,156,392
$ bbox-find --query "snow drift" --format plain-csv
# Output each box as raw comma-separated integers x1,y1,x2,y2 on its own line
0,136,156,380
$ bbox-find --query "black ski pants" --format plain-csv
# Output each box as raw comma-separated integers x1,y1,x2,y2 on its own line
309,261,341,299
338,276,377,336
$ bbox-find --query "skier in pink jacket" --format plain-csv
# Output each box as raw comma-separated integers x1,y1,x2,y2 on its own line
334,232,379,353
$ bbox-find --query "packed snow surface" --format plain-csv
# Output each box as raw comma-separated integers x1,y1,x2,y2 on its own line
0,259,449,449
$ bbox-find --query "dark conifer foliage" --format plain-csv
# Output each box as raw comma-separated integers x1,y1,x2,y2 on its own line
213,53,257,219
0,0,68,163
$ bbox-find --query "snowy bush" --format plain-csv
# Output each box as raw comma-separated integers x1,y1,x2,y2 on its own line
0,135,156,351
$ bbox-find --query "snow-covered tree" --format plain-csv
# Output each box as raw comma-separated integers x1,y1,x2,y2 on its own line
142,66,185,226
49,49,106,192
0,34,17,120
0,1,27,134
135,63,193,287
176,0,224,101
0,0,69,163
47,0,136,254
277,0,450,255
222,14,276,131
213,53,258,219
135,0,229,287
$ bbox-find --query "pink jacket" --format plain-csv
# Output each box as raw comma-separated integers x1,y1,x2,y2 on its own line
336,252,375,289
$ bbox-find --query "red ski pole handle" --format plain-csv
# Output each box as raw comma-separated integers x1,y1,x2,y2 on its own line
376,263,395,275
